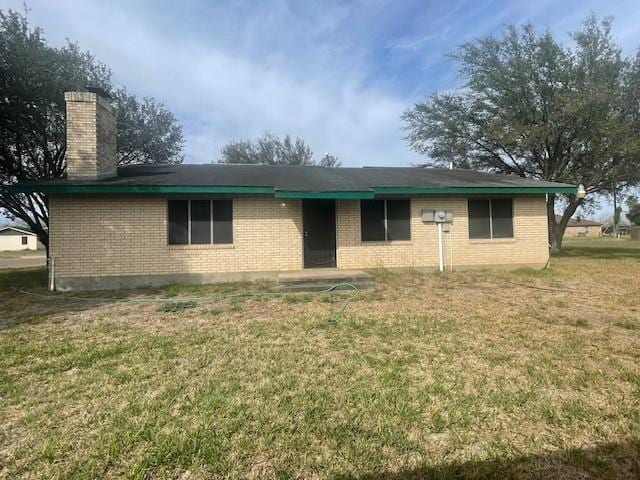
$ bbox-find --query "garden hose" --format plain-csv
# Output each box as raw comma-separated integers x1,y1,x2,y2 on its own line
17,282,360,324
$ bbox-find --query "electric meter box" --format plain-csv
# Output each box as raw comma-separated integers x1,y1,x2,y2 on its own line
422,210,435,222
422,209,453,223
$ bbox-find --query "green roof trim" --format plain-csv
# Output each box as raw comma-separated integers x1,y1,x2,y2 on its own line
275,190,375,199
8,183,576,196
372,186,577,195
8,184,275,195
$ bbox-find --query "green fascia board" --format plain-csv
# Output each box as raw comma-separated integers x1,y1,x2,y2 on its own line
8,183,576,196
274,190,375,199
8,184,275,195
373,186,577,195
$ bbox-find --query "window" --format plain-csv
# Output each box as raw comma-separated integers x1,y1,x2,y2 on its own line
361,199,410,241
168,200,189,244
21,236,28,245
168,199,233,245
468,198,513,239
190,200,211,244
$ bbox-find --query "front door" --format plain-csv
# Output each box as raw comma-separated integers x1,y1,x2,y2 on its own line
303,199,336,268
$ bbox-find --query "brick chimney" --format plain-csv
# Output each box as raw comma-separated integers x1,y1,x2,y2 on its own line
64,88,117,180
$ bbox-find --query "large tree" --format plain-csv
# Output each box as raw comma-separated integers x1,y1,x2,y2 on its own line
219,133,313,165
219,132,340,167
318,153,341,168
627,197,640,226
113,87,184,166
403,16,640,252
0,10,184,250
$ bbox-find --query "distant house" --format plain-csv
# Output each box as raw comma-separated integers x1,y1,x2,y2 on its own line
602,223,633,237
0,226,39,251
556,216,602,237
11,91,577,291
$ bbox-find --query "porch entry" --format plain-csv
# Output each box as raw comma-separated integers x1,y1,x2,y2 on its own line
302,199,337,268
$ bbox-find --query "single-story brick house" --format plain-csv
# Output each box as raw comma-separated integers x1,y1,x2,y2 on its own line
13,90,577,290
555,215,602,237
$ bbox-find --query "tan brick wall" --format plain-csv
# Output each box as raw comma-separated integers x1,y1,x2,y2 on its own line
563,225,602,237
49,195,549,281
65,92,117,180
49,196,303,278
336,196,549,269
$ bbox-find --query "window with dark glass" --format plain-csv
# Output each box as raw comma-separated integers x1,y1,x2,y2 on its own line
168,199,233,245
361,199,410,241
468,198,513,239
490,199,514,238
21,236,28,245
212,199,233,244
168,200,189,244
361,200,386,241
190,200,211,244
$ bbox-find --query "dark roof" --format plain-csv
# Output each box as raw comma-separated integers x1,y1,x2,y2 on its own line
12,164,577,198
555,215,602,227
0,226,37,235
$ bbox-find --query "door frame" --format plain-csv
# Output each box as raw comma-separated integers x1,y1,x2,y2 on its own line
302,199,337,269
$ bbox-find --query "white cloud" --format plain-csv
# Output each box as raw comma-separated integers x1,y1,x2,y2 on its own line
5,0,640,176
7,0,422,166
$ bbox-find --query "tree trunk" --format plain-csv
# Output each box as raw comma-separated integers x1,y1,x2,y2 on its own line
613,185,618,238
549,225,564,254
547,193,582,255
547,195,561,254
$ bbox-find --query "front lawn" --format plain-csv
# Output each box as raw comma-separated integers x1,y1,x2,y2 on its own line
0,250,45,259
1,239,639,479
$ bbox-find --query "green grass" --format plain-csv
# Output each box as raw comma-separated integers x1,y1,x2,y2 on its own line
1,239,639,479
560,236,640,260
0,250,45,259
0,267,47,290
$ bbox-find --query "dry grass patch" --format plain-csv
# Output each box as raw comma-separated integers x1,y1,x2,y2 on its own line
0,238,639,479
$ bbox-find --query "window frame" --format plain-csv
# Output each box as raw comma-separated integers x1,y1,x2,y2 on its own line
360,198,411,242
21,236,28,245
167,198,233,246
467,198,514,240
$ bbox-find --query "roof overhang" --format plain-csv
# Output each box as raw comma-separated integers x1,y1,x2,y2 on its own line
373,186,578,195
0,226,36,235
7,184,577,196
8,184,276,195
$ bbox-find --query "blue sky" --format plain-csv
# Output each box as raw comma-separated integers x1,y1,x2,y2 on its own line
3,0,640,174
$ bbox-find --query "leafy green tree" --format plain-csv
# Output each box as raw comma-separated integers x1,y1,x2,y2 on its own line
319,153,341,168
0,10,184,250
627,197,640,225
219,133,340,167
219,133,313,165
112,88,184,165
403,16,640,252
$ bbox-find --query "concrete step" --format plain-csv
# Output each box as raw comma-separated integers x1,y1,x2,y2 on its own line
278,269,375,292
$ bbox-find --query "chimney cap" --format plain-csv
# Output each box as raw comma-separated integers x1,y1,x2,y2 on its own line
84,85,112,100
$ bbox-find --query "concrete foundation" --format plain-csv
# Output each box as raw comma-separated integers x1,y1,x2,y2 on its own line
54,261,548,291
55,271,281,291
